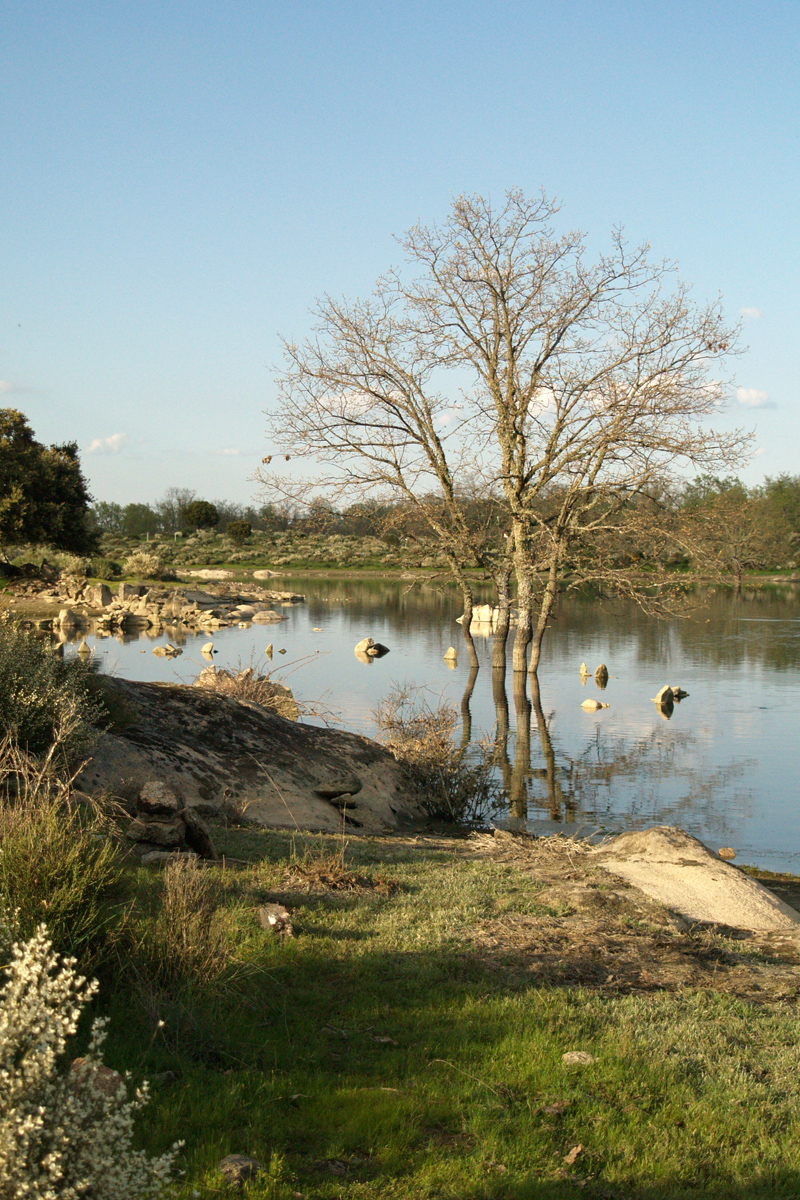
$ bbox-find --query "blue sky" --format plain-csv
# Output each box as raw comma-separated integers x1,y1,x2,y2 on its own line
1,1,797,505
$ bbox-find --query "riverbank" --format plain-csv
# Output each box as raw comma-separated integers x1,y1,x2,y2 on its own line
99,824,800,1199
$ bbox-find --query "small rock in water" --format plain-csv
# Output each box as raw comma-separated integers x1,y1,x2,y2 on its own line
718,847,736,860
581,699,609,711
265,643,273,658
444,646,458,661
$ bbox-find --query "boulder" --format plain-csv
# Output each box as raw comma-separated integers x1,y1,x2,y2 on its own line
581,699,609,711
68,1058,126,1100
181,806,219,860
78,677,424,834
594,827,800,934
594,664,609,687
118,583,142,600
138,780,181,815
86,583,113,608
252,609,285,623
651,685,674,706
218,1155,265,1188
58,608,82,628
354,637,376,655
127,817,186,848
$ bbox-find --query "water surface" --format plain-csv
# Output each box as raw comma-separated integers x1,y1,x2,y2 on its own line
73,577,800,872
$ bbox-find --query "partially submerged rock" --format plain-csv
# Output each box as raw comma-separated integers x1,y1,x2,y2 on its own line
581,699,609,712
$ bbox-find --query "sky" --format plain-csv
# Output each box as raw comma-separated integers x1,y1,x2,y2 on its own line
1,0,797,506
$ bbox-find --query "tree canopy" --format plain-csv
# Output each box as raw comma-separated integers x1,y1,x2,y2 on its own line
0,409,96,555
262,189,750,674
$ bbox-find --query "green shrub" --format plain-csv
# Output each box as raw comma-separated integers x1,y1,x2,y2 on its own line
226,519,252,544
89,556,122,578
0,736,124,971
0,614,102,759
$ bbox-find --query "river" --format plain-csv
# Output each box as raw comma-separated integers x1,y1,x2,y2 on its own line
69,575,800,872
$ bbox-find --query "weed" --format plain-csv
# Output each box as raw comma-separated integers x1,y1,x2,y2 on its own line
0,734,124,972
374,682,501,823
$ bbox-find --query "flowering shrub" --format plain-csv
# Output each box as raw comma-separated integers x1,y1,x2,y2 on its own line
0,917,181,1199
122,552,164,581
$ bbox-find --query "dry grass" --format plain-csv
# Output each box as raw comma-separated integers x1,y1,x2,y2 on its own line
373,683,501,823
193,662,299,720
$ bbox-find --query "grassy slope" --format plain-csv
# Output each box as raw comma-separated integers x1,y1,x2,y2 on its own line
99,828,800,1200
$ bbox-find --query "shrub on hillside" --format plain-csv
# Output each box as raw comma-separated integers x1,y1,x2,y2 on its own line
0,915,181,1199
122,551,164,580
0,614,102,759
226,519,252,544
89,556,122,578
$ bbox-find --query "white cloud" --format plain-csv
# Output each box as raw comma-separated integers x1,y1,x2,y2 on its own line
736,387,775,409
739,307,762,320
86,433,129,454
212,446,241,456
0,379,31,395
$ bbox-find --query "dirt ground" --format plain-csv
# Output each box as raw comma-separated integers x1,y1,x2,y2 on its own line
330,830,800,1007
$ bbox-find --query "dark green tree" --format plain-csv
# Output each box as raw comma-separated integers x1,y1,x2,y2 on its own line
0,409,97,555
181,499,219,530
226,519,252,544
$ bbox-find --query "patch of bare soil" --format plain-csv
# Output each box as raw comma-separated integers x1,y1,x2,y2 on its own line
465,833,800,1005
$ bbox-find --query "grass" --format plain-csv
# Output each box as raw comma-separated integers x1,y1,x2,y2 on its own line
84,826,800,1200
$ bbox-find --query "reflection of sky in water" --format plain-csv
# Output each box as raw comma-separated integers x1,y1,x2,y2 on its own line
66,578,800,873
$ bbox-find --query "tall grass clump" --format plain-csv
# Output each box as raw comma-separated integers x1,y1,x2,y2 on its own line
0,736,124,973
374,683,501,823
0,612,102,760
0,913,181,1198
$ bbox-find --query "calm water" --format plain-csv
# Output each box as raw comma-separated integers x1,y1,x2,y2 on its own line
70,577,800,872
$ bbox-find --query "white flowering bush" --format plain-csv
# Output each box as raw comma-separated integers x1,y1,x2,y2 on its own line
0,917,182,1199
122,553,164,581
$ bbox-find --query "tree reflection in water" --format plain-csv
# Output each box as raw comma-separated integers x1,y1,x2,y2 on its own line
483,669,752,835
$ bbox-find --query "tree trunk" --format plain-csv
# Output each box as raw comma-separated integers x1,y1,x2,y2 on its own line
530,674,564,819
731,558,742,595
459,586,480,668
512,563,533,673
492,563,513,670
529,559,559,677
491,666,513,795
510,671,531,821
459,664,479,753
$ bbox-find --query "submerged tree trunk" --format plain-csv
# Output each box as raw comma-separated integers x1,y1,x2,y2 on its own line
459,586,480,668
529,559,560,677
459,664,479,753
492,562,513,670
491,666,513,796
530,673,565,819
512,561,533,673
510,671,531,821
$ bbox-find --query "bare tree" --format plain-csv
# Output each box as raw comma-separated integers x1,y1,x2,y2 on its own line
261,189,750,675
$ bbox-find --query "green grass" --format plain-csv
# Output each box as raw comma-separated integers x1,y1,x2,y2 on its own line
87,829,800,1200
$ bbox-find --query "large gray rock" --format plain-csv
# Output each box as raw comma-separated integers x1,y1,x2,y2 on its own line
78,678,423,834
594,827,800,934
138,780,181,815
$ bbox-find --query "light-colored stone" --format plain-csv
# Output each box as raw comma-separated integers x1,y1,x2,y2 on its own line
138,780,181,815
444,646,458,660
355,637,375,655
580,699,609,711
651,685,674,705
201,641,215,656
257,903,293,936
251,609,285,622
562,1051,596,1066
58,607,81,628
593,826,800,933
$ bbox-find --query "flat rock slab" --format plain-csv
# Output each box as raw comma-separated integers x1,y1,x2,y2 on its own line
79,678,422,834
593,826,800,934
